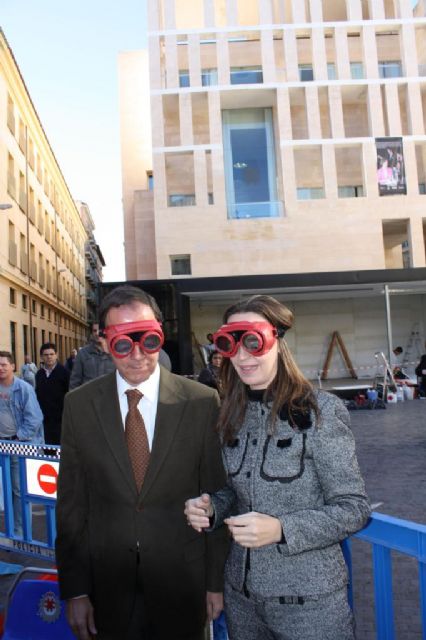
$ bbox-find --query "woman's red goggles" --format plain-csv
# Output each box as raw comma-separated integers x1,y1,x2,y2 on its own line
104,320,164,358
213,322,280,358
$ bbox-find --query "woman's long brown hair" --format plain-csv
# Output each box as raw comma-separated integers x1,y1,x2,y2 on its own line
217,295,319,443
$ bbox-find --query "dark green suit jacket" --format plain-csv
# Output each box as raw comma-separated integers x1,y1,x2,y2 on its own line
56,367,228,638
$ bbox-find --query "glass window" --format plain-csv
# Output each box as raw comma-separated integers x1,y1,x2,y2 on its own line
170,255,191,275
419,183,426,194
350,62,364,79
378,61,403,78
9,288,16,305
147,172,154,191
299,65,314,81
230,67,263,85
297,188,325,200
201,69,218,86
179,71,190,87
222,108,280,219
338,186,364,198
10,322,16,364
327,63,337,80
22,294,28,309
168,194,196,207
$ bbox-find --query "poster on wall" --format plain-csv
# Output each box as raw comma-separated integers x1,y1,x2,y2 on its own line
376,137,406,196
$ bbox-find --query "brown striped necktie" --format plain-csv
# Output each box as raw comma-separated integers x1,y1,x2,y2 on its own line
125,389,150,491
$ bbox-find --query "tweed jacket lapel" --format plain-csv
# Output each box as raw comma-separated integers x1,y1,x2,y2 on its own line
92,372,137,495
139,367,185,502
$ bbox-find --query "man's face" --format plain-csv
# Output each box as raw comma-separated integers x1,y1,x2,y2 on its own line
0,357,15,385
105,302,159,385
42,349,58,369
92,324,100,343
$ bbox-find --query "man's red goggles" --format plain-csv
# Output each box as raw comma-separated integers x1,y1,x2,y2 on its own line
213,321,282,357
104,321,164,358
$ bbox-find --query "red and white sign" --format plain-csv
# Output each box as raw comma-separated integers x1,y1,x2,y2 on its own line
26,460,59,499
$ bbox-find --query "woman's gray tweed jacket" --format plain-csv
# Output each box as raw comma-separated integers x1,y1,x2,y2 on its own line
211,390,371,598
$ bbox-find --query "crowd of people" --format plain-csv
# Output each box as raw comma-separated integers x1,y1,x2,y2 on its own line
1,284,426,639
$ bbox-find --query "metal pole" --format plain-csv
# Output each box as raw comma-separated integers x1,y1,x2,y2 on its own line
384,285,393,365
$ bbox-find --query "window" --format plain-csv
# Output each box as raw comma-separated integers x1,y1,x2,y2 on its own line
179,70,190,87
378,61,403,78
338,186,364,198
201,69,218,86
222,108,280,219
9,288,16,305
297,188,325,200
170,255,191,275
32,299,37,315
147,171,154,191
419,183,426,194
23,325,29,356
299,65,314,81
350,62,364,79
327,63,337,80
40,304,45,318
22,294,28,310
10,322,16,364
230,67,263,85
168,194,196,207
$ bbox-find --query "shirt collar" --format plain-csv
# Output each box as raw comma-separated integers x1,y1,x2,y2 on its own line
116,363,160,403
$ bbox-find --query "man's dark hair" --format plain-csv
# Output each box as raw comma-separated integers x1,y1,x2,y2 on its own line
40,342,57,355
0,351,15,365
99,285,162,327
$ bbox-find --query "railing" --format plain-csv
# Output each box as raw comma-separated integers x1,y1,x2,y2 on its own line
0,441,59,560
227,200,283,219
1,445,425,639
344,512,426,640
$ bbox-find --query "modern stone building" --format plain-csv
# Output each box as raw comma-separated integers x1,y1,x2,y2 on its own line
117,0,426,375
0,28,89,366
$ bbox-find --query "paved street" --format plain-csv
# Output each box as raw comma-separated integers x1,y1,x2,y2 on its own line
0,399,425,638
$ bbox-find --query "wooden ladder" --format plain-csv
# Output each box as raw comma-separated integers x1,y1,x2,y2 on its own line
321,331,357,380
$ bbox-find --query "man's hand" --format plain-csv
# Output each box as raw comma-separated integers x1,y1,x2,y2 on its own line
224,512,282,548
184,493,213,532
206,591,223,621
66,596,97,640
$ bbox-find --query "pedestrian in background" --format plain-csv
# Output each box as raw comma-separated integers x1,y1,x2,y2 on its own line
20,354,38,388
36,343,69,445
65,348,78,373
0,351,44,536
69,322,115,389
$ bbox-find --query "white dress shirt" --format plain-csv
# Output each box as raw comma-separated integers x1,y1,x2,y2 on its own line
116,364,160,451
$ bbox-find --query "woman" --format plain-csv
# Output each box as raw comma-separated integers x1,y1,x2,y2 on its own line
198,350,223,391
185,295,370,640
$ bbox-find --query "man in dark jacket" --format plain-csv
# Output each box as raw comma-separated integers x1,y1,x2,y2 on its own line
415,345,426,397
35,342,69,445
69,323,115,389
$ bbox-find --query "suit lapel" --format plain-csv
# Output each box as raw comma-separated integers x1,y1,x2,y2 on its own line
92,373,137,495
139,368,186,501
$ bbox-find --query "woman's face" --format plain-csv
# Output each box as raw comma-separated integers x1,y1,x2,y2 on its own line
228,311,278,390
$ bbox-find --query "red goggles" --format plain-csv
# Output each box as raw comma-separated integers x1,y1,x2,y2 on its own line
104,321,164,358
213,321,283,358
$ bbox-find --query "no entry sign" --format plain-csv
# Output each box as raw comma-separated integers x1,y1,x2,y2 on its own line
26,459,59,499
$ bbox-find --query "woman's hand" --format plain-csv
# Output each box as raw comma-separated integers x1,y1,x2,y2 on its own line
184,493,213,532
224,512,283,548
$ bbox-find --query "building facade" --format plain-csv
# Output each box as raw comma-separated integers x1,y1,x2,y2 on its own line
76,201,106,327
0,29,89,367
117,0,426,376
120,0,426,281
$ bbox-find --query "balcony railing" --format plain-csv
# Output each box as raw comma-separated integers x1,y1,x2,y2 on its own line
227,201,283,219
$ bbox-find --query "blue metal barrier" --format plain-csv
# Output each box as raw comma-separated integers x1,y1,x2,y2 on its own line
0,440,59,560
344,512,426,640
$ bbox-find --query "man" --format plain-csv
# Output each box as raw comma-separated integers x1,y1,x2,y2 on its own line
65,348,78,373
20,354,38,388
56,285,228,640
0,351,44,536
35,343,69,445
69,322,115,389
415,344,426,397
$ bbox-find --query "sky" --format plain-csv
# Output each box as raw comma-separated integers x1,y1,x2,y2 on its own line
1,0,148,282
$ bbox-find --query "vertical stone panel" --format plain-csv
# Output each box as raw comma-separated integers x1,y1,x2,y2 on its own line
284,30,299,81
335,27,351,81
362,25,379,80
385,84,402,136
217,33,230,84
367,85,385,137
188,34,202,86
322,144,338,199
312,28,328,81
406,84,425,135
194,149,208,207
261,30,276,83
328,86,345,138
179,93,194,146
305,85,322,139
165,34,179,88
